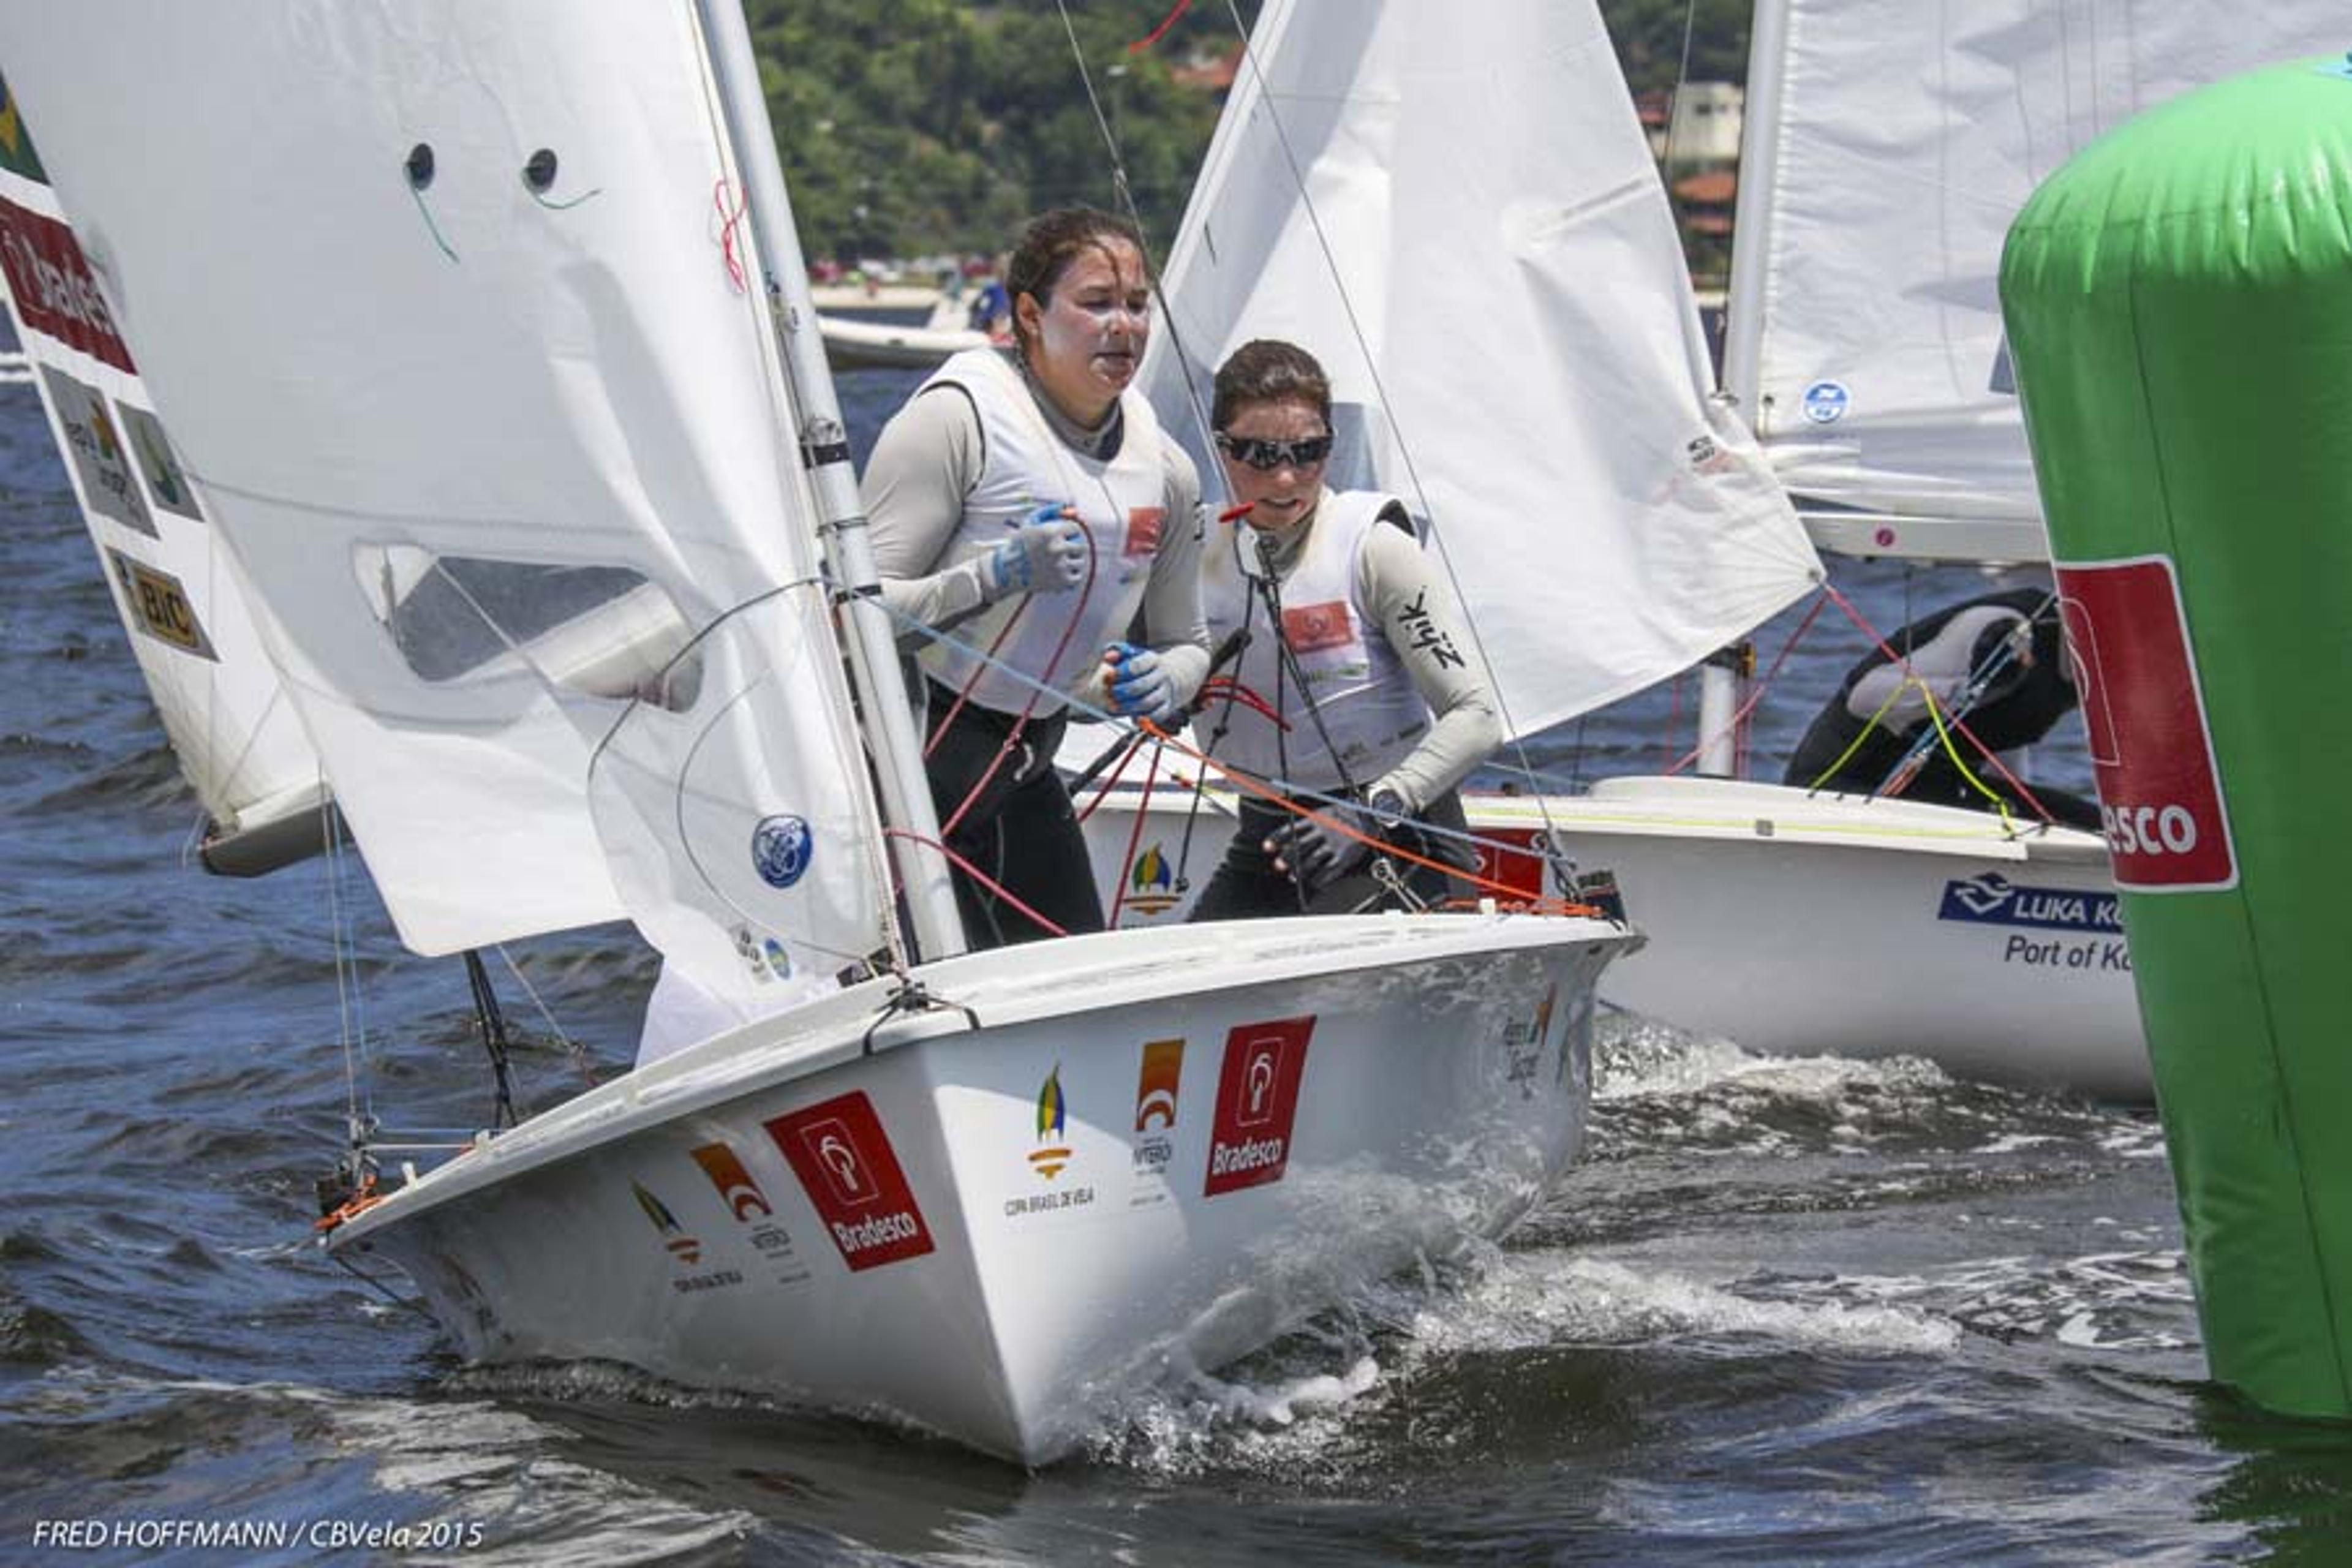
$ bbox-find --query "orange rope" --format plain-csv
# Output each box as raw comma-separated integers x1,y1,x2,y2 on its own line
1129,717,1607,913
314,1177,383,1234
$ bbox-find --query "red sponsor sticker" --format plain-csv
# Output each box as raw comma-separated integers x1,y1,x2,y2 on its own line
1134,1038,1184,1133
0,195,133,372
2052,557,2235,890
1281,600,1354,654
1204,1017,1313,1197
766,1092,935,1271
690,1141,774,1224
1124,506,1164,557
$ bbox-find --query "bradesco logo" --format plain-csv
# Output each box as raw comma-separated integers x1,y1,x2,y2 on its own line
2053,557,2236,891
1204,1017,1313,1197
0,194,134,372
765,1091,935,1272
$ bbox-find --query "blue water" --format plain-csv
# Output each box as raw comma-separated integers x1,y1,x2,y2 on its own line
4,363,2350,1565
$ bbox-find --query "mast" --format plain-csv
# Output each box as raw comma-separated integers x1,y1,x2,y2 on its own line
1719,0,1791,417
693,0,966,963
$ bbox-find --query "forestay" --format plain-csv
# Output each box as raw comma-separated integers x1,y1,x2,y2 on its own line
0,4,892,1003
0,74,323,862
1142,0,1817,739
1727,0,2345,550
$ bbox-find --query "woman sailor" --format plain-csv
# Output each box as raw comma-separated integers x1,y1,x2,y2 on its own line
862,207,1209,948
1188,339,1498,919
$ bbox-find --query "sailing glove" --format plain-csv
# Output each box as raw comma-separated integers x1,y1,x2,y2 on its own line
1265,788,1407,896
987,505,1088,597
1102,641,1181,724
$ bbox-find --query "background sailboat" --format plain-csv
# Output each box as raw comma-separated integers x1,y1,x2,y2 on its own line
0,85,325,876
0,0,1633,1463
1073,0,2150,1098
1728,0,2351,562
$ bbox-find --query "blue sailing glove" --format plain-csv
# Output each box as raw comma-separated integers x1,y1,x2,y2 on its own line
1102,641,1181,723
1265,788,1406,895
987,504,1087,597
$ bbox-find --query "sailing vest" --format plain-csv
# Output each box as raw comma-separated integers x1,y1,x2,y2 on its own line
1200,490,1430,793
913,349,1169,715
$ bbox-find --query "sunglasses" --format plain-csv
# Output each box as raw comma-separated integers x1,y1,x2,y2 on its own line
1215,431,1333,471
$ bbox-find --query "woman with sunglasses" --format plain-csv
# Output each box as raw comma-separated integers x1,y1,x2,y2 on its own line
861,207,1210,949
1189,339,1499,919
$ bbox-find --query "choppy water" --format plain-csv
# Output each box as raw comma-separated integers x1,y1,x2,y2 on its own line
6,364,2350,1565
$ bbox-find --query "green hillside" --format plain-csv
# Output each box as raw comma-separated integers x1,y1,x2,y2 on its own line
749,0,1747,263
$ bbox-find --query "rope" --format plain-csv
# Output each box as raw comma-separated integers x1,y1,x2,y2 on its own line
1803,581,2063,824
883,827,1069,940
1664,588,1830,776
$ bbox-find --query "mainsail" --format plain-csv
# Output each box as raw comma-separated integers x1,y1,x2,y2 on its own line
0,69,325,870
1141,0,1818,740
0,4,894,1003
1727,0,2346,559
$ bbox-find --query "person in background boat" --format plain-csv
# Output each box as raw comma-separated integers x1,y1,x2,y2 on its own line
1782,586,2102,829
1188,339,1498,918
966,258,1012,344
863,206,1210,948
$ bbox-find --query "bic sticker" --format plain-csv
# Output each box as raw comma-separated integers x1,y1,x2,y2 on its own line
2052,557,2234,890
1204,1016,1312,1197
766,1092,935,1272
1123,506,1164,557
105,548,217,660
1281,601,1352,654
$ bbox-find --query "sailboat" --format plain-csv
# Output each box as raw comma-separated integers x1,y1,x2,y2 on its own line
0,2,1636,1464
1069,0,2178,1100
0,71,327,878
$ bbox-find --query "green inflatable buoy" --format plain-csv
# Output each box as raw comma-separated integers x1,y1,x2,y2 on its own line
2001,53,2352,1420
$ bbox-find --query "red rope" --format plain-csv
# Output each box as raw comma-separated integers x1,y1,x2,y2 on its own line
1105,740,1164,925
713,179,748,293
1128,0,1194,53
931,528,1101,839
1816,581,2060,824
1662,589,1830,777
884,827,1069,940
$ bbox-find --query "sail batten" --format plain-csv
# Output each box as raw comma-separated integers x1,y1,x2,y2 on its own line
1144,0,1818,742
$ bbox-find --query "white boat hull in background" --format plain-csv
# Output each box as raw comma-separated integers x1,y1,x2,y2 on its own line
1080,774,2146,1101
816,312,992,371
329,914,1630,1464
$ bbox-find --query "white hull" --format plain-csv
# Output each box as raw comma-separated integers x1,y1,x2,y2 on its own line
816,312,991,370
1081,774,2147,1099
329,914,1629,1463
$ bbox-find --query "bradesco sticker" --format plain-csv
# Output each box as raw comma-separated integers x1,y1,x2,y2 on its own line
0,194,133,372
1204,1017,1313,1197
766,1092,935,1272
2053,558,2235,890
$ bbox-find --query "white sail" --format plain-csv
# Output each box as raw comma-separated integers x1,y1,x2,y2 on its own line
0,72,325,868
1142,0,1818,739
0,4,891,997
1727,0,2344,557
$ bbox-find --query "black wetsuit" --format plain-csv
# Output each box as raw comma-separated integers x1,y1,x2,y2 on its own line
1783,588,2101,830
921,681,1104,948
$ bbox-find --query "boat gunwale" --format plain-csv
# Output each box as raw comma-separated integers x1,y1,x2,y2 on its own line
328,910,1632,1246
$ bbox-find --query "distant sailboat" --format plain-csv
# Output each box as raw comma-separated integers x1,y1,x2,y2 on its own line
0,0,1634,1464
